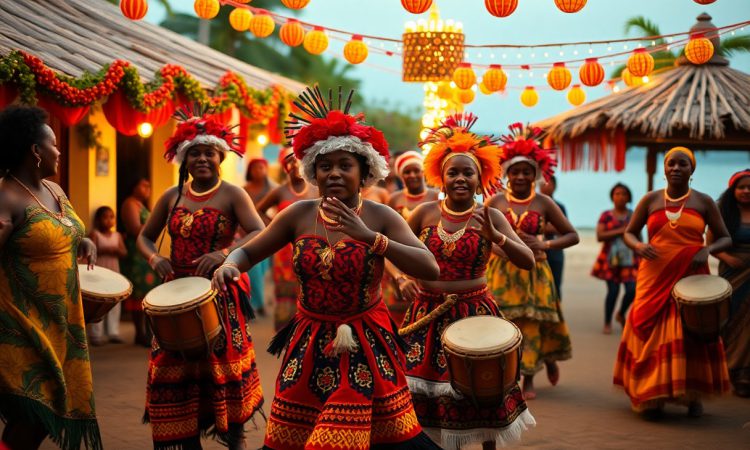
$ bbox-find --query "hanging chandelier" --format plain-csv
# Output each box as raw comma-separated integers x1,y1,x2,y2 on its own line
402,5,465,82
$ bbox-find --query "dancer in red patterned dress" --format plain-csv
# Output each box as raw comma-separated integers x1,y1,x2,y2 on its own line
399,113,536,449
213,86,441,450
137,106,266,450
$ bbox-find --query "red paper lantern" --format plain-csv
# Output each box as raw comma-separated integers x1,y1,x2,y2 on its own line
401,0,432,14
554,0,587,13
37,95,91,127
343,35,369,64
684,33,715,65
547,62,572,91
693,0,716,4
485,0,518,17
453,63,476,89
120,0,148,21
482,65,508,92
0,84,18,109
579,58,605,87
280,19,305,47
281,0,311,9
627,48,654,77
103,90,147,136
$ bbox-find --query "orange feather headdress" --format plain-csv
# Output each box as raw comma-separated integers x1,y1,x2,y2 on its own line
421,113,502,194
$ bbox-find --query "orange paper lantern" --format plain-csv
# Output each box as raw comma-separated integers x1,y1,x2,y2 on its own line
547,62,572,91
401,0,432,14
194,0,220,19
455,88,475,104
621,68,644,88
485,0,518,17
627,48,654,77
693,0,716,4
436,82,453,100
579,58,605,87
520,86,538,107
567,85,586,106
482,64,508,92
280,19,305,47
554,0,587,13
120,0,148,20
304,26,329,55
684,33,715,65
249,11,275,38
282,0,311,8
229,7,252,31
344,35,369,64
452,63,476,89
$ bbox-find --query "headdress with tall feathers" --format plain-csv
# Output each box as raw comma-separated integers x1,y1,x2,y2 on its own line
283,85,389,186
163,102,243,165
498,122,557,183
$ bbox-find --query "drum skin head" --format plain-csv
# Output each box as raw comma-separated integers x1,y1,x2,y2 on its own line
78,265,132,297
442,316,521,355
673,274,732,304
144,277,212,308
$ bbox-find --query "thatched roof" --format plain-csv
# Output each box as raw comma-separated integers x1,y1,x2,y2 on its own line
0,0,305,93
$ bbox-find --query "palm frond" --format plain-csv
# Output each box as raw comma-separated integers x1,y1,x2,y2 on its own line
624,16,663,43
718,34,750,57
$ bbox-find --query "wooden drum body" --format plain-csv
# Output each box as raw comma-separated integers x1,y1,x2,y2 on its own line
441,316,522,405
143,277,222,358
673,274,732,340
78,266,132,323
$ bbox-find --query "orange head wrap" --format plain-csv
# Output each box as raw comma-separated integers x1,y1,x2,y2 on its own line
664,146,696,171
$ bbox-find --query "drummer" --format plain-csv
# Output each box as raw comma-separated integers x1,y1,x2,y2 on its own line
613,147,732,418
399,113,536,449
137,106,266,450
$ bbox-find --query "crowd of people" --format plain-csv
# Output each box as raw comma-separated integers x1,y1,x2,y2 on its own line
0,98,747,450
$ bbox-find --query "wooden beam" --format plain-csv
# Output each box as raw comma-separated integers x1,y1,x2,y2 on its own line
646,146,658,192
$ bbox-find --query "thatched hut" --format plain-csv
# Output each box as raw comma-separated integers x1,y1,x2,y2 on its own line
535,13,750,190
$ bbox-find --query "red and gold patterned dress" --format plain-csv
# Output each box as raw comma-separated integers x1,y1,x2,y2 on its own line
401,227,534,449
144,206,264,449
273,200,300,330
263,234,438,450
591,209,639,283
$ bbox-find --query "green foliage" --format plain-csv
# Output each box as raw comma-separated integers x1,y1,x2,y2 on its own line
717,34,750,57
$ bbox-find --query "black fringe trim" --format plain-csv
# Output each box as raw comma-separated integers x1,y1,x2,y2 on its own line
237,288,256,321
267,316,299,357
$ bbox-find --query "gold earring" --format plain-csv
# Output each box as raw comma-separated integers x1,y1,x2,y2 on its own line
36,154,42,168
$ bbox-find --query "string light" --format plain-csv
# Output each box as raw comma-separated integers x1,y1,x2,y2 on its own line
588,48,593,54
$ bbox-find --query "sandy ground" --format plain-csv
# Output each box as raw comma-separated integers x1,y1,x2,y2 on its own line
11,231,750,449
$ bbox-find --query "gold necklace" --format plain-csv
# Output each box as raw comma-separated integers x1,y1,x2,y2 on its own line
506,190,536,229
441,199,476,217
436,202,476,257
187,179,222,199
506,189,535,205
665,188,691,203
664,189,690,228
9,174,73,227
318,196,363,228
314,197,363,279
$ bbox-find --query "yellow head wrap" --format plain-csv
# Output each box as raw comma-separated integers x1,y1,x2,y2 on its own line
664,146,696,170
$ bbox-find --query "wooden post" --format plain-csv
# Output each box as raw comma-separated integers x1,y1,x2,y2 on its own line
646,146,657,192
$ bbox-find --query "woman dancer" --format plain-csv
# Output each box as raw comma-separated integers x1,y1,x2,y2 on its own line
0,106,100,450
137,106,265,449
400,113,536,449
487,123,579,399
592,183,639,334
254,148,317,330
214,86,441,449
613,147,731,418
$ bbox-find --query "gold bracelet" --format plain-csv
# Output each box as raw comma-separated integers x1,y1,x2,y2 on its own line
545,240,552,250
497,233,507,247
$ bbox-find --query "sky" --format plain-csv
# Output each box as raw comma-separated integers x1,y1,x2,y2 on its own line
144,1,750,227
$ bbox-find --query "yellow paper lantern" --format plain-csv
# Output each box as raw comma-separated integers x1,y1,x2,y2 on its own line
228,7,252,31
304,26,329,55
249,10,275,38
520,86,538,107
455,88,475,104
279,18,305,47
436,82,454,100
194,0,220,19
627,48,654,77
567,84,586,106
482,64,508,92
478,82,493,95
281,0,311,8
120,0,148,21
485,0,519,17
401,0,432,14
684,33,715,65
554,0,587,13
547,62,572,91
343,35,369,64
453,63,476,90
621,68,645,88
579,58,605,87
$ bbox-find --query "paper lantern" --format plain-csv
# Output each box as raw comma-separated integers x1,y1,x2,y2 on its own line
693,0,716,4
452,63,476,89
685,33,714,65
249,11,275,38
620,68,644,88
478,82,493,95
229,7,252,31
520,86,538,107
579,58,604,87
482,64,507,92
485,0,518,17
280,18,305,47
102,90,147,136
401,0,432,14
627,48,654,77
281,0,311,9
304,26,328,55
436,82,453,99
554,0,587,13
37,95,91,127
344,35,368,64
455,88,475,104
194,0,220,19
402,20,464,82
120,0,148,20
547,62,572,91
567,85,586,106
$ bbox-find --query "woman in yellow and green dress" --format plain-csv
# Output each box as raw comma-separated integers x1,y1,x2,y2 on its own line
0,106,100,450
486,123,579,400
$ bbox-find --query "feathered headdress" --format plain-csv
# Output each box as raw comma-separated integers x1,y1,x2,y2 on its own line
421,112,502,193
284,85,389,186
498,122,557,183
163,103,243,164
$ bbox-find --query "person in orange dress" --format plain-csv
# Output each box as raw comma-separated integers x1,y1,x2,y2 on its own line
613,147,732,418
